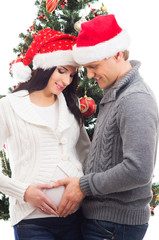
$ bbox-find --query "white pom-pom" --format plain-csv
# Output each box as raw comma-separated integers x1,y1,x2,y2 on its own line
12,62,32,82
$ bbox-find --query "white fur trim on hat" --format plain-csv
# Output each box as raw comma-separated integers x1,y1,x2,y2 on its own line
73,30,130,65
33,50,78,70
12,62,32,82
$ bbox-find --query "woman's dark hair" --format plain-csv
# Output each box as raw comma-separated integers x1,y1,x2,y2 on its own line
13,67,83,126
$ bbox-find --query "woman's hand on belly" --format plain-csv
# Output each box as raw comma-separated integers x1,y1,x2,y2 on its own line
24,183,59,217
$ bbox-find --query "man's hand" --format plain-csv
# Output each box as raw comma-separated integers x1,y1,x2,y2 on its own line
53,177,85,217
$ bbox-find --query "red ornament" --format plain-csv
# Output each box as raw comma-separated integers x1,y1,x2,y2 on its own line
32,33,37,38
39,14,47,20
46,0,58,13
30,25,34,31
80,96,96,117
39,14,44,19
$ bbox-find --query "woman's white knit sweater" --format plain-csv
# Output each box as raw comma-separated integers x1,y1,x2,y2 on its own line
0,90,90,226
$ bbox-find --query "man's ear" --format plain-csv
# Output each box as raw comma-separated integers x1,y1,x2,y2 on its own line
114,51,123,61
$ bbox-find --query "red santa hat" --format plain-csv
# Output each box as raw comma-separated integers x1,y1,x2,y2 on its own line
12,28,77,82
73,14,130,65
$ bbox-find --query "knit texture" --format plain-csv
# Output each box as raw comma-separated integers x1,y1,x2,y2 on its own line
80,60,159,225
0,91,90,226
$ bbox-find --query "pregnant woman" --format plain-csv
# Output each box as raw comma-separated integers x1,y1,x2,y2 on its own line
0,28,90,240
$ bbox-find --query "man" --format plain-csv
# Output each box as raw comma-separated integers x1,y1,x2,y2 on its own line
53,14,159,240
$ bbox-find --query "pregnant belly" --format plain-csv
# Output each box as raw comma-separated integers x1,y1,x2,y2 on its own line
44,185,65,208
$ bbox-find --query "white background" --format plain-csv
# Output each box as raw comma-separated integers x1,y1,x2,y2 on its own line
0,0,159,239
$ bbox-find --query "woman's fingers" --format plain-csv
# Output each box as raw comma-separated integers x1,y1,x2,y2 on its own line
41,201,59,217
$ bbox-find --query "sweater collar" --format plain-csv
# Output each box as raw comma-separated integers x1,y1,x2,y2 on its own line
100,60,141,105
7,90,74,132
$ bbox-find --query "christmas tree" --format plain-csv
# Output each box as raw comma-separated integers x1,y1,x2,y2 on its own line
0,0,159,220
0,94,11,220
0,146,11,220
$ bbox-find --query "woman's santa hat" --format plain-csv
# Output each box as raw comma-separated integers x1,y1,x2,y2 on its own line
12,28,77,82
73,14,131,65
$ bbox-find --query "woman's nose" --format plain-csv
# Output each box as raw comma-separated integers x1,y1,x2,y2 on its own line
63,75,72,86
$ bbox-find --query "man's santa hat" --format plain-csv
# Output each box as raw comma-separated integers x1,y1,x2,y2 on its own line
73,14,130,65
12,28,77,82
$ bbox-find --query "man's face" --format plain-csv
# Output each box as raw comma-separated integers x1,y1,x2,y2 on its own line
83,57,119,89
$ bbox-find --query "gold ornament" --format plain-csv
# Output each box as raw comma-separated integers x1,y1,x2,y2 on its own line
101,5,107,12
74,18,87,32
155,195,159,200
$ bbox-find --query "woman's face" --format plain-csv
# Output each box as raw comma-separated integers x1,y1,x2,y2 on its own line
45,65,77,96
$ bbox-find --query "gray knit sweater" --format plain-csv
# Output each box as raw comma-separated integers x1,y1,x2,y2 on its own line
80,60,159,225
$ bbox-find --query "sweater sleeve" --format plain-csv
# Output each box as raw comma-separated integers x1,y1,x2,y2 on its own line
80,92,159,196
0,173,30,202
0,101,29,202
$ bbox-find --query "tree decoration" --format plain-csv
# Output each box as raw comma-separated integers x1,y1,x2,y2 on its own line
46,0,58,13
32,33,37,38
80,95,96,117
61,4,65,9
0,147,11,220
150,182,159,215
59,0,67,6
74,18,87,32
101,3,107,12
155,195,159,200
